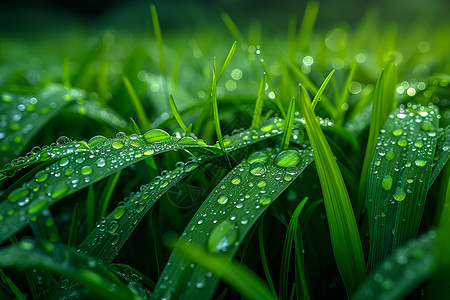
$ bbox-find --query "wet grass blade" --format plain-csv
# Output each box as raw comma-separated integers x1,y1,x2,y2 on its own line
280,197,309,300
251,74,266,129
152,146,314,299
0,239,140,300
0,131,220,244
353,231,436,300
281,98,295,150
169,94,188,132
358,61,397,217
122,75,150,130
311,69,335,111
298,84,366,296
0,268,26,300
174,241,276,300
150,4,166,77
366,104,439,270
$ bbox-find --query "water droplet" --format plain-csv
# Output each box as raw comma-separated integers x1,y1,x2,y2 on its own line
111,233,120,245
274,150,301,167
143,129,171,143
131,139,143,147
51,183,69,199
59,157,70,166
392,127,403,136
217,195,228,205
88,135,107,147
382,175,393,191
421,120,434,131
415,159,427,167
183,161,198,173
57,136,71,145
250,161,266,176
386,151,395,161
28,199,49,215
8,187,29,202
207,220,237,253
259,194,271,205
34,170,49,182
407,178,414,183
247,151,269,164
114,207,126,219
231,175,242,185
257,180,267,188
414,138,424,148
109,221,119,233
81,166,93,175
393,187,406,201
96,158,106,167
397,136,407,147
112,141,124,149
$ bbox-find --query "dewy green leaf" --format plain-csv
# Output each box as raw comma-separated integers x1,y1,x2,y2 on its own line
0,239,140,300
152,146,314,299
366,104,440,270
0,131,220,244
353,231,437,300
0,84,81,165
298,84,366,296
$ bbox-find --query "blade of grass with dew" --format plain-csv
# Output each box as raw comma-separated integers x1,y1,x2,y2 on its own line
108,263,153,297
257,51,286,117
280,197,310,300
169,94,188,132
0,268,26,300
251,74,266,129
217,41,237,83
150,4,166,77
0,84,81,166
221,13,245,42
0,239,141,300
366,104,440,271
258,218,277,297
152,146,314,299
174,241,275,300
0,131,221,244
353,230,437,300
297,1,320,52
67,203,79,248
312,69,335,110
298,84,366,296
122,75,151,130
358,60,397,217
281,98,295,150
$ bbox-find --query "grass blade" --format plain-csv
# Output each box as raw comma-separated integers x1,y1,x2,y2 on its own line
297,1,320,52
298,84,366,296
175,241,276,300
358,60,398,217
67,203,79,248
312,69,335,110
258,218,277,297
281,98,295,150
169,94,188,132
150,4,166,77
152,147,314,299
122,75,151,130
212,57,226,154
221,13,245,42
366,104,440,270
217,41,237,83
97,170,122,220
251,74,266,129
0,268,26,300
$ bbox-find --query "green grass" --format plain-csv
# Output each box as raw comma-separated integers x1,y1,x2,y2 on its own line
0,2,449,300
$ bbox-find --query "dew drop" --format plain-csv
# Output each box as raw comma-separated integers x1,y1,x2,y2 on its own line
34,170,49,182
143,129,171,143
112,141,124,149
51,183,69,199
131,139,143,147
393,187,406,201
413,138,424,148
8,187,29,202
96,158,106,168
392,127,403,136
247,151,269,164
56,136,71,145
259,194,271,205
274,149,301,167
113,207,126,219
59,157,70,167
28,199,49,215
183,161,198,173
88,135,107,147
250,161,266,176
217,195,228,205
386,151,395,161
397,136,407,147
382,175,393,191
231,175,242,185
421,120,434,131
415,159,427,167
81,166,93,175
257,180,267,188
207,220,237,253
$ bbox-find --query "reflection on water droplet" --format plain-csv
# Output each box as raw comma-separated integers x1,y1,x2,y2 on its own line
231,175,241,185
143,129,171,143
274,149,301,167
96,158,106,167
382,175,393,191
247,151,269,164
81,166,93,175
8,187,29,202
114,207,126,219
28,199,49,215
414,138,423,148
183,161,198,173
250,161,266,176
59,157,70,166
257,180,267,188
34,170,49,182
88,135,107,147
386,151,395,161
259,194,271,205
112,141,124,149
393,187,406,201
415,159,427,167
51,183,69,199
217,195,228,205
397,136,407,147
421,120,434,131
392,127,403,136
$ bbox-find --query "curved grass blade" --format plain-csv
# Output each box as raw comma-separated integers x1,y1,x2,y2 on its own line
67,203,79,248
297,1,319,52
108,263,153,298
174,241,275,300
0,84,81,165
169,94,188,132
221,13,245,42
212,57,226,154
0,131,220,244
429,126,449,189
353,231,436,300
358,61,398,217
0,239,140,300
281,98,295,150
152,146,314,299
366,104,439,270
0,267,26,300
251,73,266,129
123,75,150,130
311,69,335,111
298,84,366,296
150,4,166,77
217,41,237,83
258,218,277,297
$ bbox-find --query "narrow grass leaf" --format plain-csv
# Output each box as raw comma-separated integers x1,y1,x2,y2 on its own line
174,241,276,300
122,75,150,130
366,104,439,270
429,126,449,189
169,94,188,132
0,131,220,244
150,4,166,77
258,219,277,297
358,61,398,216
221,13,245,42
87,185,95,233
297,1,319,52
29,208,60,243
336,59,358,125
67,203,79,248
353,231,436,300
97,170,122,220
251,74,266,129
212,57,226,154
281,98,295,150
311,69,335,111
217,41,237,83
63,57,71,88
152,146,314,299
0,239,140,300
298,84,366,296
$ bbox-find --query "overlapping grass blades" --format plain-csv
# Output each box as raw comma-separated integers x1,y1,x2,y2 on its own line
366,104,439,270
0,239,141,300
298,84,366,296
152,146,314,299
0,131,219,244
